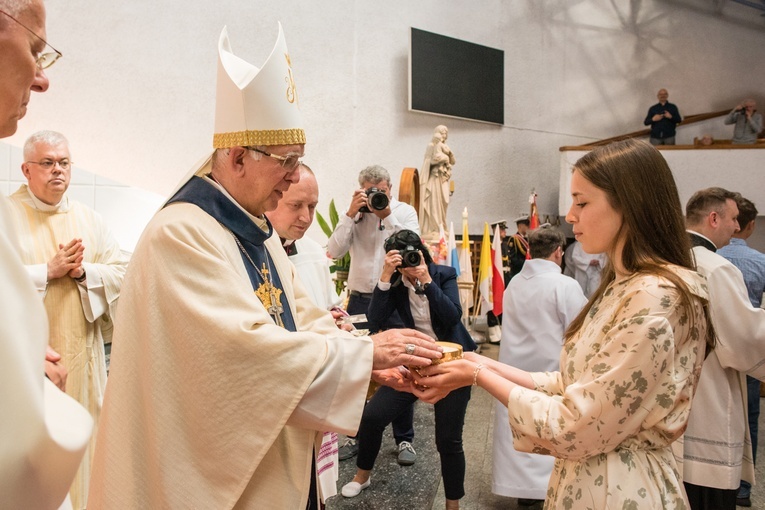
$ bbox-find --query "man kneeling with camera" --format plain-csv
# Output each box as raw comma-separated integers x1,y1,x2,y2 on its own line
341,229,476,508
328,165,421,463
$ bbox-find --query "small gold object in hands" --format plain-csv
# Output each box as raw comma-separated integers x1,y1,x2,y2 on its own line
430,342,463,364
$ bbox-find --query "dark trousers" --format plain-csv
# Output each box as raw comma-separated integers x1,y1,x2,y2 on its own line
356,385,471,500
684,482,736,510
738,375,761,498
347,291,413,443
650,136,676,145
306,458,320,510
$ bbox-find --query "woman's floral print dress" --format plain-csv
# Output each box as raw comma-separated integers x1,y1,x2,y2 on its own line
507,267,709,509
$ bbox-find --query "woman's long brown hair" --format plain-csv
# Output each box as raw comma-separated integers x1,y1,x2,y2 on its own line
564,139,715,353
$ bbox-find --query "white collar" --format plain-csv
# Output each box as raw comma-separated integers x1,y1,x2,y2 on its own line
23,184,69,212
686,229,718,249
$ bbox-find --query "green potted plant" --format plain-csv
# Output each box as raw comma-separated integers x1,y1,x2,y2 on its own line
316,199,351,296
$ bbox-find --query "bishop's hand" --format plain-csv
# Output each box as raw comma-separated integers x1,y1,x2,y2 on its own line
370,328,442,370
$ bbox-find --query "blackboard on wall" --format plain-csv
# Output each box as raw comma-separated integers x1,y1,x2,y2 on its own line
409,28,504,125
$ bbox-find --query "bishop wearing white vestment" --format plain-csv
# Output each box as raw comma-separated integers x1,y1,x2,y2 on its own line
88,25,440,509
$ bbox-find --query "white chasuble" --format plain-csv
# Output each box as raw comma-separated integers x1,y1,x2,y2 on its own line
88,174,372,509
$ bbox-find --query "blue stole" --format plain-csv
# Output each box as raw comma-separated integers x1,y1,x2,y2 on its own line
166,176,297,332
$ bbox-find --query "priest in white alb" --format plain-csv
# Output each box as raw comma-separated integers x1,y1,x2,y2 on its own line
87,24,441,509
266,162,344,504
7,130,128,510
267,163,340,312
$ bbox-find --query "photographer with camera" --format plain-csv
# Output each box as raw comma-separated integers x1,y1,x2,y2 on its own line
725,99,763,144
328,166,420,322
341,230,476,510
328,165,420,463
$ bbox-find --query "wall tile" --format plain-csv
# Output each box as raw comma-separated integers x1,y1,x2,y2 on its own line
70,166,96,185
94,186,164,253
67,184,96,209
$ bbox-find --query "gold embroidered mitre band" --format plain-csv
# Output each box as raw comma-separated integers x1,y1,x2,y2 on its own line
213,23,306,149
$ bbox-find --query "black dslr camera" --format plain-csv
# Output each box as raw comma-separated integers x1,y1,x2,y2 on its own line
399,247,422,268
359,187,390,213
384,230,422,268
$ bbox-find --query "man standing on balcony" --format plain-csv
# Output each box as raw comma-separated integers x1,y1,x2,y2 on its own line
725,99,763,145
644,88,682,145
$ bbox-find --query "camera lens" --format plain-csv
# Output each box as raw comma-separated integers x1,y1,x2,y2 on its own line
368,191,389,211
401,248,422,267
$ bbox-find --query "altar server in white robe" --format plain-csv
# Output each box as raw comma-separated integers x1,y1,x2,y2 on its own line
8,130,128,510
494,227,586,504
88,24,441,510
0,0,92,508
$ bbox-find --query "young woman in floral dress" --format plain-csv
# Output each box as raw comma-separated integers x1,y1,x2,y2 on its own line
415,139,715,509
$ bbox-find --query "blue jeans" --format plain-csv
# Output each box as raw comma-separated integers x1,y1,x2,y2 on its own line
738,376,761,498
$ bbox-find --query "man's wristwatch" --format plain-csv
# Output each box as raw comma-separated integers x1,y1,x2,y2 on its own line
74,270,87,283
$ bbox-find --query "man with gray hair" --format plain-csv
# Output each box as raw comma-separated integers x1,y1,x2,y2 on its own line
0,2,93,509
680,187,765,510
492,227,587,506
328,164,420,464
724,99,763,144
8,129,128,509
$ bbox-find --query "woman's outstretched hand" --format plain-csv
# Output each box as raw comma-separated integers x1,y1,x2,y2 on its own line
410,359,475,404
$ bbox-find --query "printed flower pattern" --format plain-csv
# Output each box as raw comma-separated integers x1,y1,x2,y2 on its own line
507,267,708,509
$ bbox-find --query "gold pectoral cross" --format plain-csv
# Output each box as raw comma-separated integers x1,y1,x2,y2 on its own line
254,264,284,327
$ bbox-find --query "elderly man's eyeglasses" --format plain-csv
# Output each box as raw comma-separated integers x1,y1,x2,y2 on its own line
25,159,72,170
247,147,302,171
0,10,62,69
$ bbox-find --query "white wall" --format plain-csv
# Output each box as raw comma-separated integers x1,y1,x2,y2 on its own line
5,0,765,245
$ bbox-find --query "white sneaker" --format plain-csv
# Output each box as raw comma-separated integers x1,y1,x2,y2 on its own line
341,478,371,497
